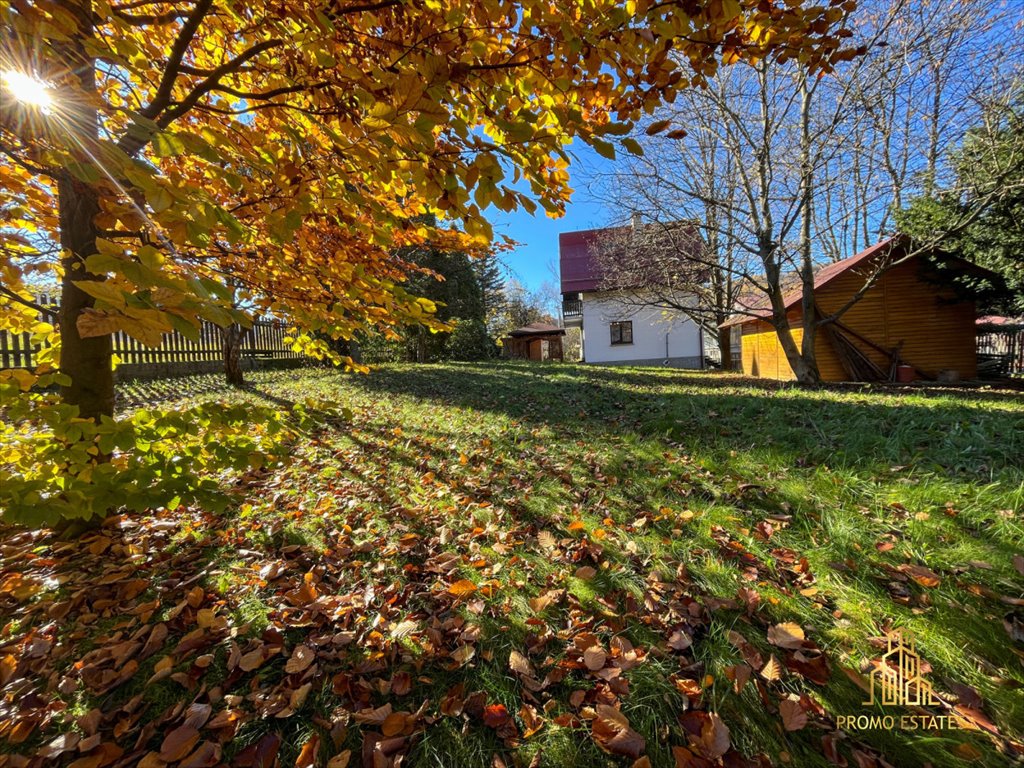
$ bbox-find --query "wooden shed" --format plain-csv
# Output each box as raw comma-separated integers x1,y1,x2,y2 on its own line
721,238,986,382
501,323,565,361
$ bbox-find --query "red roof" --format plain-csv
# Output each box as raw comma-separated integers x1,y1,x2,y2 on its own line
977,315,1022,326
559,227,617,293
720,236,906,328
559,222,704,295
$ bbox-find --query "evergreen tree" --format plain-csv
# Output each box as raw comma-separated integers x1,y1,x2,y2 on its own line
898,95,1024,313
472,255,507,331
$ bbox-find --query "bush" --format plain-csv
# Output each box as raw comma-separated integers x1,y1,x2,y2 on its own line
447,319,497,361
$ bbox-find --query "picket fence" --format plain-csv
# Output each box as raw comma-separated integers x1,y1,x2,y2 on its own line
1,294,306,374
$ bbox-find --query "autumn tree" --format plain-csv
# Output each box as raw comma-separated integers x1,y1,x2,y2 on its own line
1,0,860,526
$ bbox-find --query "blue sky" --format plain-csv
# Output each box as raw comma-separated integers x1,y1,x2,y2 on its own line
487,142,613,292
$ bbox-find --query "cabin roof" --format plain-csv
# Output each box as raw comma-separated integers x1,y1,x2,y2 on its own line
506,322,566,338
720,237,908,328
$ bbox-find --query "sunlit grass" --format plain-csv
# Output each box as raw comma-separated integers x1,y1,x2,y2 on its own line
105,362,1024,767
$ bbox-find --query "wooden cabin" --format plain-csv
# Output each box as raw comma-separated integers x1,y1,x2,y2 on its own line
501,323,565,361
722,238,986,382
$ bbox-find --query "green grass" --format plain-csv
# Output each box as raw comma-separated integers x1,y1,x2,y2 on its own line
3,362,1022,767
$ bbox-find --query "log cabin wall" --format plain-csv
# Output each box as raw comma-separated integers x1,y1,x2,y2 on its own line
739,255,978,381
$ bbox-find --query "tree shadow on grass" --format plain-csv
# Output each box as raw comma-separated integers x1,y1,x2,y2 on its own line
346,362,1024,474
4,364,1020,768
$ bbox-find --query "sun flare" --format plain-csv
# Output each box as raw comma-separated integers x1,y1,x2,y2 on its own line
1,69,54,110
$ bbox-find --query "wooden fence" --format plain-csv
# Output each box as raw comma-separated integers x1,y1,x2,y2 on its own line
977,322,1024,377
1,295,307,375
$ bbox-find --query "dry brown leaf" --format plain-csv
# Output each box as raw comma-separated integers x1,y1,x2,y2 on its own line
668,630,693,651
381,712,407,738
583,646,607,671
295,734,319,768
238,647,265,672
592,704,645,759
285,645,315,674
180,741,220,768
519,704,545,738
767,622,805,649
353,704,392,725
779,698,807,731
159,725,199,763
509,650,534,676
898,563,941,588
691,712,730,759
724,664,751,694
452,644,476,666
483,703,511,728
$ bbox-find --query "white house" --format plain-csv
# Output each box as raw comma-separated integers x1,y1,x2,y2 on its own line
559,225,704,367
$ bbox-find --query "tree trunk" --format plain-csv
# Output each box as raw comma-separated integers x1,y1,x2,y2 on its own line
222,324,245,387
718,326,732,371
416,327,427,363
796,66,820,385
57,2,114,420
775,321,821,384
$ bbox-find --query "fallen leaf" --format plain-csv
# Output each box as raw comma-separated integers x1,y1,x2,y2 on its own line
448,579,478,597
584,646,607,671
779,698,807,731
381,713,407,737
668,630,693,651
451,644,476,666
159,725,200,762
761,656,782,681
592,704,645,759
295,734,319,768
691,712,730,759
767,623,805,649
509,650,534,676
285,645,315,674
483,704,511,729
898,563,941,588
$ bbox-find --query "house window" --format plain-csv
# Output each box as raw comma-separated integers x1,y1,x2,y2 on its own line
610,321,633,346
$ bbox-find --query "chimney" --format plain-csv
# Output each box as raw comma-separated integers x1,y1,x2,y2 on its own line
631,212,642,230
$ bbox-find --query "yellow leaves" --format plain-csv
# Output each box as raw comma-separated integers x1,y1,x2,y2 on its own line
3,0,859,407
364,101,398,131
77,307,171,347
0,369,38,392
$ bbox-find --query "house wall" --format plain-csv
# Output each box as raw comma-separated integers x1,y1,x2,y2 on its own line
581,290,702,367
739,257,977,381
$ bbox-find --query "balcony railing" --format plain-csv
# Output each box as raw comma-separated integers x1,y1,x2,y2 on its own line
562,298,582,319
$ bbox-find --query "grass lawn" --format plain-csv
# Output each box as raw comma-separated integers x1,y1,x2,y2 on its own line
2,362,1022,768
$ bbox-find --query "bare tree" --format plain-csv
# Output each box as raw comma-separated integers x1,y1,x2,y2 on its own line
588,0,1023,383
